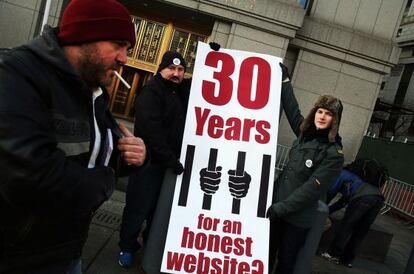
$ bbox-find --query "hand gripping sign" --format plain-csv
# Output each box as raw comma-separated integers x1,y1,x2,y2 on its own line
162,42,282,274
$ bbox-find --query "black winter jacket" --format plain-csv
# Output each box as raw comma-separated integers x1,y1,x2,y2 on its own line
134,73,190,168
0,26,125,271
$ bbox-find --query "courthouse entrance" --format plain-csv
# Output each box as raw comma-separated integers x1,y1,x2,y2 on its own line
108,7,215,120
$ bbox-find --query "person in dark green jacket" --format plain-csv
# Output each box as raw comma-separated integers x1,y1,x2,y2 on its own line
266,64,345,274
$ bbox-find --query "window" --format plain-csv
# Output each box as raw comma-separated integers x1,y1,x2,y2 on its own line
380,81,386,90
405,0,413,14
299,0,314,16
169,29,206,74
109,17,208,120
129,17,166,64
299,0,309,9
112,68,135,116
396,28,402,38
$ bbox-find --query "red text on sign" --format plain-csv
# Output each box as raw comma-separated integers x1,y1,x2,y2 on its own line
166,252,264,274
202,51,271,110
195,107,271,144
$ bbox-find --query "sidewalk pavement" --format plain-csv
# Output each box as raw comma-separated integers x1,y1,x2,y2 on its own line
81,188,414,274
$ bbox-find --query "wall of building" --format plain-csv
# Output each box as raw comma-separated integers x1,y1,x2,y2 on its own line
0,0,65,48
379,65,403,105
0,0,407,162
376,0,414,141
310,0,403,41
383,59,414,110
160,0,405,161
279,0,404,161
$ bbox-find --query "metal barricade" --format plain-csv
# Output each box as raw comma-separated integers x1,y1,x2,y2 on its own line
275,144,414,224
275,144,290,171
381,177,414,221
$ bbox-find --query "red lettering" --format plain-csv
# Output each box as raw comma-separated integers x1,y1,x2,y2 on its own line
223,256,230,274
220,236,232,254
207,234,221,252
255,120,271,144
224,118,241,140
181,227,194,248
167,248,261,273
211,258,222,274
194,232,207,250
166,251,185,271
245,237,253,257
197,252,210,274
194,107,271,144
242,119,256,141
230,257,238,273
252,259,264,274
183,254,197,272
233,238,245,256
207,115,224,139
195,107,210,136
238,262,250,274
202,51,235,106
238,57,271,110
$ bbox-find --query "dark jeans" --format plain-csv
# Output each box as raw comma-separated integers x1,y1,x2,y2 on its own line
329,194,384,264
269,217,309,274
119,163,166,252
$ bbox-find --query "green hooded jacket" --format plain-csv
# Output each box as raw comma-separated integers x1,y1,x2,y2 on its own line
272,81,344,228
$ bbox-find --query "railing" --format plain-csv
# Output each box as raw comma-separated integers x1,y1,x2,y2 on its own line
275,144,414,225
381,178,414,221
275,144,291,171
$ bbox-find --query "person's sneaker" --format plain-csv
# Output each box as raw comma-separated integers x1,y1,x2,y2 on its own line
118,251,133,268
320,252,340,264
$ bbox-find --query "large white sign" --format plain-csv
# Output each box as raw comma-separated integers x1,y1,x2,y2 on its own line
161,42,282,274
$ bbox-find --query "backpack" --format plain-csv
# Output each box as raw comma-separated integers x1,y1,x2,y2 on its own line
345,158,388,188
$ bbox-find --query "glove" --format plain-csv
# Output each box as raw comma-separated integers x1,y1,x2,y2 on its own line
279,62,290,81
173,161,184,175
266,204,278,221
199,166,222,194
209,42,221,51
228,170,251,199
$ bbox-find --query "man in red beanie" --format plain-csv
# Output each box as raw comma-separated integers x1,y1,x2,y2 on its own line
0,0,146,273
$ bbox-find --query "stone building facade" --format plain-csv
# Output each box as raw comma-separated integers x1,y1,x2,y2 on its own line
374,0,414,142
0,0,406,161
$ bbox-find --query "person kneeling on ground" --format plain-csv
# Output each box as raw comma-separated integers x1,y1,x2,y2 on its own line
321,158,388,268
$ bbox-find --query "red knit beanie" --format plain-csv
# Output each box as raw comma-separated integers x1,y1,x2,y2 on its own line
58,0,136,47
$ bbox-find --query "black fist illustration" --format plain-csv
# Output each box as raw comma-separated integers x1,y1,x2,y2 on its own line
228,170,251,199
200,166,222,195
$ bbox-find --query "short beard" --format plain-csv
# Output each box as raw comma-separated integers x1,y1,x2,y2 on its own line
77,44,113,90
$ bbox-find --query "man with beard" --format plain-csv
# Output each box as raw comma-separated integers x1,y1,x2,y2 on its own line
0,0,146,273
118,51,190,267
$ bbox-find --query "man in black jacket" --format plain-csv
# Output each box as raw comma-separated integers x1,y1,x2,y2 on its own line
118,51,190,267
0,0,146,273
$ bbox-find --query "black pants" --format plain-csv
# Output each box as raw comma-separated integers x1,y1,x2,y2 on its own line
328,194,384,264
269,217,309,274
119,163,166,252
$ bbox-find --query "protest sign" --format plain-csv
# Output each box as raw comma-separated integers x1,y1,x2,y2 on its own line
161,42,282,274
